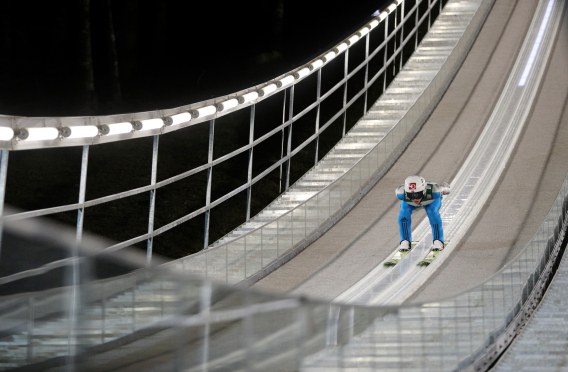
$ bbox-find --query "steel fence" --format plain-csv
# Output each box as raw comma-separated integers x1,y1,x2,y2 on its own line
0,0,444,265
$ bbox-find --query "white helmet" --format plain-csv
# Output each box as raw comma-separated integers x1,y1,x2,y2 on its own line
404,175,426,199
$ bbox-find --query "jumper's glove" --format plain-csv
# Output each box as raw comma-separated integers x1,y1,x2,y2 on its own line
440,182,451,195
395,185,404,198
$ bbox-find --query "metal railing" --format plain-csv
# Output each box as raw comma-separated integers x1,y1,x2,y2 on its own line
0,0,444,267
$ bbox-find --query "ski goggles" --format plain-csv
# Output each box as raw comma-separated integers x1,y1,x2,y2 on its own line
406,191,424,200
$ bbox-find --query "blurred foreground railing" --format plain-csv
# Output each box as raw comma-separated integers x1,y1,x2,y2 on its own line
0,170,566,371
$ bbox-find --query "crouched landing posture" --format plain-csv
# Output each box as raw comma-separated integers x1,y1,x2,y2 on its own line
396,175,450,252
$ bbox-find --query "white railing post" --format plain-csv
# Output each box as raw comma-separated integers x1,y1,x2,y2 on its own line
204,119,215,250
246,105,256,221
285,86,295,190
0,150,9,261
342,48,349,136
146,135,159,266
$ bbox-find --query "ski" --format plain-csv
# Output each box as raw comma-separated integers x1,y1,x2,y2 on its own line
384,241,417,267
384,250,409,267
417,242,449,266
417,249,441,266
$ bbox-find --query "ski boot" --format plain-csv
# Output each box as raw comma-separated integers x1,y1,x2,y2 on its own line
432,240,445,251
399,240,411,252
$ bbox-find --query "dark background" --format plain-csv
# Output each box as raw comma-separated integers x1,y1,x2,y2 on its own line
0,0,388,117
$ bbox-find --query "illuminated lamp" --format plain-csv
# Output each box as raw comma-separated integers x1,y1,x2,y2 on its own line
347,35,360,46
0,127,15,140
17,127,59,141
169,112,191,126
66,125,99,139
323,50,336,62
104,122,134,135
238,91,259,104
358,26,370,37
335,42,348,53
293,67,310,80
276,75,294,88
309,59,324,71
259,83,277,97
137,118,164,131
216,98,238,112
190,105,216,119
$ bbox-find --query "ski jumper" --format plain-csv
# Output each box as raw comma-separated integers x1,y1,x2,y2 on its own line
395,182,449,244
